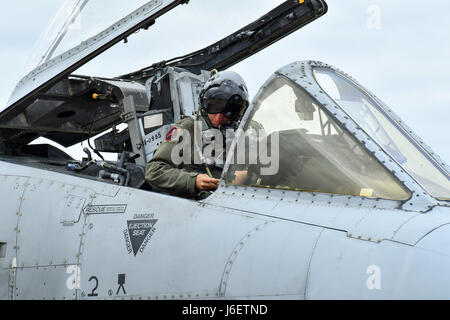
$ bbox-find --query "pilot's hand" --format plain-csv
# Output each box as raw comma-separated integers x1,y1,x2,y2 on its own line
232,170,249,185
196,174,220,191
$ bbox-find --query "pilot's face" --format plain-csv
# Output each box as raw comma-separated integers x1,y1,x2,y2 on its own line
208,113,229,128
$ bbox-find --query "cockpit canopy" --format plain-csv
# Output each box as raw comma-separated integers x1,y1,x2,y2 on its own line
25,0,152,75
3,0,184,115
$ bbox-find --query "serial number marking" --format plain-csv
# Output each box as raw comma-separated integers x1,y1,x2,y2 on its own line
144,132,162,145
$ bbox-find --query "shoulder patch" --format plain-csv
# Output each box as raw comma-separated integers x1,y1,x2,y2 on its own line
165,127,179,142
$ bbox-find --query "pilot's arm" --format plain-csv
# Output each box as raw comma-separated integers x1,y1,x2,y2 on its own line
145,118,219,197
145,160,198,196
145,119,198,197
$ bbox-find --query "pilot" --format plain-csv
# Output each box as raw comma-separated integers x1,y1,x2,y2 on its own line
145,70,249,199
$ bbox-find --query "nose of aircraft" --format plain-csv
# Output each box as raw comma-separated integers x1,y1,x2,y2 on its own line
405,213,450,298
415,221,450,258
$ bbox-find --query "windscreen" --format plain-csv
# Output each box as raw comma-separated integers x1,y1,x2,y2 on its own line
314,68,450,201
226,76,411,201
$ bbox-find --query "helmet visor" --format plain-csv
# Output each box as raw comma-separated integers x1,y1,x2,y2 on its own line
202,84,249,120
222,95,248,121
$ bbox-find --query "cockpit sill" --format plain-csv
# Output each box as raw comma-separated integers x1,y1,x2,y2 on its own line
0,140,445,213
0,144,422,212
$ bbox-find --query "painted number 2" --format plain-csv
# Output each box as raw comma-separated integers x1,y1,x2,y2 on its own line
88,276,99,297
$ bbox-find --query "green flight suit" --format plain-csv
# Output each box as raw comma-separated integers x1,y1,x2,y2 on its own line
145,116,223,199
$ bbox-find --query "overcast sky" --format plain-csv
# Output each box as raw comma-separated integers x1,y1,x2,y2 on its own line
0,0,449,164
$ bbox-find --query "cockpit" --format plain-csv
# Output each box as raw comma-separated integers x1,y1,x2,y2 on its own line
0,0,448,209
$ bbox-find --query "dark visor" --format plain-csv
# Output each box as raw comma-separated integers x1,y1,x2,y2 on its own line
202,85,248,120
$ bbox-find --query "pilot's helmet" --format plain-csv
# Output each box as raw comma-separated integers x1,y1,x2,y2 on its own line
199,70,249,124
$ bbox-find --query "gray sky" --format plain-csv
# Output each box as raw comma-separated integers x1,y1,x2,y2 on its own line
0,0,449,163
